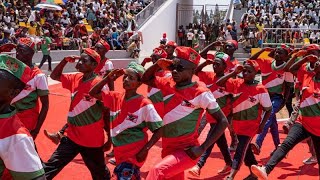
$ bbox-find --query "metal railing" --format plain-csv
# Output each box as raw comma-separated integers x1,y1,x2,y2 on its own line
261,28,320,47
224,0,234,22
135,0,168,29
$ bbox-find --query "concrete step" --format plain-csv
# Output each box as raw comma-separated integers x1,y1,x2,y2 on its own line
35,58,136,73
237,57,247,62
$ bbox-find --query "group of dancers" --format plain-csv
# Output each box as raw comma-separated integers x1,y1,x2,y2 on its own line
0,37,319,180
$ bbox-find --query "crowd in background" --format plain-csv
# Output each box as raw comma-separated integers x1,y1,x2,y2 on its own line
0,0,150,51
239,0,320,48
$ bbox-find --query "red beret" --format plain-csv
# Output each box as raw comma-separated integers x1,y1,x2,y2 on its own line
97,39,110,51
245,60,260,72
167,41,177,47
84,48,101,63
153,48,167,58
174,46,201,65
19,37,35,49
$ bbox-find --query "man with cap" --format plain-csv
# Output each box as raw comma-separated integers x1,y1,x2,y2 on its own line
141,47,171,118
38,30,52,71
189,51,233,177
249,45,293,155
89,62,163,179
142,46,228,179
43,39,114,144
10,37,49,140
165,41,178,60
200,40,240,150
43,48,111,179
0,54,45,180
200,40,240,73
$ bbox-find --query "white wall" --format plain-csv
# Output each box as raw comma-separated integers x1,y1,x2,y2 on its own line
139,0,193,58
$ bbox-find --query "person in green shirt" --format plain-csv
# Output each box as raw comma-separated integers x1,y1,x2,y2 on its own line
38,30,52,71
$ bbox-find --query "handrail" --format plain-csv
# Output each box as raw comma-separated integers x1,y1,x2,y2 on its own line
224,0,234,22
135,0,168,29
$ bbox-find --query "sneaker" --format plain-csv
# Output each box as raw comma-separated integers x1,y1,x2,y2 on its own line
218,165,232,175
251,165,268,180
303,156,317,165
44,130,63,145
188,165,200,177
225,176,233,180
243,174,258,180
251,143,261,155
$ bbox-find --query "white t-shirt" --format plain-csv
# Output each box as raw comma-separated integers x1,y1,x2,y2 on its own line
187,32,194,40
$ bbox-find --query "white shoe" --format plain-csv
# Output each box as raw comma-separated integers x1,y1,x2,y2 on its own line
251,165,268,180
303,156,317,165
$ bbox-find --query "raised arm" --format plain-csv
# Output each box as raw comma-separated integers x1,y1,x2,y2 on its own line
283,49,304,72
141,58,173,88
289,55,318,75
195,61,211,75
216,65,243,87
50,56,79,81
199,41,224,58
89,69,124,100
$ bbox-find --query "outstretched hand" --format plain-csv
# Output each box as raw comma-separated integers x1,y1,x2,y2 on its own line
64,55,80,63
108,69,125,81
234,65,244,74
156,58,173,70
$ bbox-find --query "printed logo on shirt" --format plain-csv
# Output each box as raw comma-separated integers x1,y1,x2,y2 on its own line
24,84,32,90
248,96,257,103
218,87,226,93
83,93,94,102
181,100,195,108
277,74,284,79
126,113,138,123
313,92,320,98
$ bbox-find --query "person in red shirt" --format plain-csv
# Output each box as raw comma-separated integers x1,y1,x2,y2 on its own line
251,54,320,180
11,38,49,140
189,52,233,177
43,48,111,179
89,62,163,179
217,61,272,180
165,41,178,60
44,39,114,144
142,46,228,180
249,46,293,155
0,55,46,180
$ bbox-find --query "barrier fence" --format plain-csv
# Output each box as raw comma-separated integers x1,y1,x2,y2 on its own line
261,28,320,47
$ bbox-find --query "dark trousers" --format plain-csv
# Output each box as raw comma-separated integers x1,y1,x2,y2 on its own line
285,87,294,116
265,123,320,175
39,55,52,71
232,135,257,170
43,137,111,180
197,123,232,168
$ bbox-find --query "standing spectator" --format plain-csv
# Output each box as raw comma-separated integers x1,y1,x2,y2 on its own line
39,30,52,72
187,29,194,47
199,31,206,50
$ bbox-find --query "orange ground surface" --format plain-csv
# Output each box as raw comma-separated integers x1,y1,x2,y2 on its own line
34,79,319,180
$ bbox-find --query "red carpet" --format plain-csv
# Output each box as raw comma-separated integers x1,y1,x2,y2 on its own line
34,78,319,179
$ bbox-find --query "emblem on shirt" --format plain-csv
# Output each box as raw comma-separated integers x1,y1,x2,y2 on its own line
24,84,32,90
126,113,138,123
248,96,257,103
277,74,284,79
83,93,94,102
218,87,226,93
181,100,195,108
314,92,320,98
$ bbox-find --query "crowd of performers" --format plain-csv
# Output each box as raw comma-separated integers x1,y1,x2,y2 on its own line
0,36,320,180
